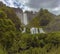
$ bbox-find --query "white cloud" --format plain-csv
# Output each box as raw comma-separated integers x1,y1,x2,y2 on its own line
18,0,29,4
0,0,30,10
0,0,60,15
52,7,60,11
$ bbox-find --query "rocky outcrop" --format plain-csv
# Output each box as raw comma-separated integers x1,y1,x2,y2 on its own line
0,2,6,7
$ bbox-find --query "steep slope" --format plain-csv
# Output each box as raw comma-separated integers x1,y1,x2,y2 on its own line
45,15,60,32
0,2,21,30
29,8,55,28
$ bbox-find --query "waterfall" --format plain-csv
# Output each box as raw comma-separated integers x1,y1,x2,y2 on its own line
22,27,26,33
23,12,28,25
39,28,45,33
30,27,45,34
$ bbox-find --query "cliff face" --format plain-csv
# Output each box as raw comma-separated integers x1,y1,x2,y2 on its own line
0,1,37,26
13,8,37,25
25,11,37,22
0,2,6,7
13,8,23,24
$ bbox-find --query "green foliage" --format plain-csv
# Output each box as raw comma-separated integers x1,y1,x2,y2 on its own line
0,18,59,54
20,33,60,54
0,18,17,54
29,8,54,27
8,33,60,54
0,19,16,32
45,16,60,32
0,3,21,30
0,44,7,54
0,10,7,19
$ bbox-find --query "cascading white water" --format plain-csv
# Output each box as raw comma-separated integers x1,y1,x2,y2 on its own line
39,28,45,33
30,27,45,34
23,12,28,25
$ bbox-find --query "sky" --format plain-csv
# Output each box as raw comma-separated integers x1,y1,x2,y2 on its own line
0,0,60,15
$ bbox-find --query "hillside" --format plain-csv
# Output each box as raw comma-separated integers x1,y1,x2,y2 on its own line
45,15,60,32
29,8,56,28
0,2,21,30
28,8,60,32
